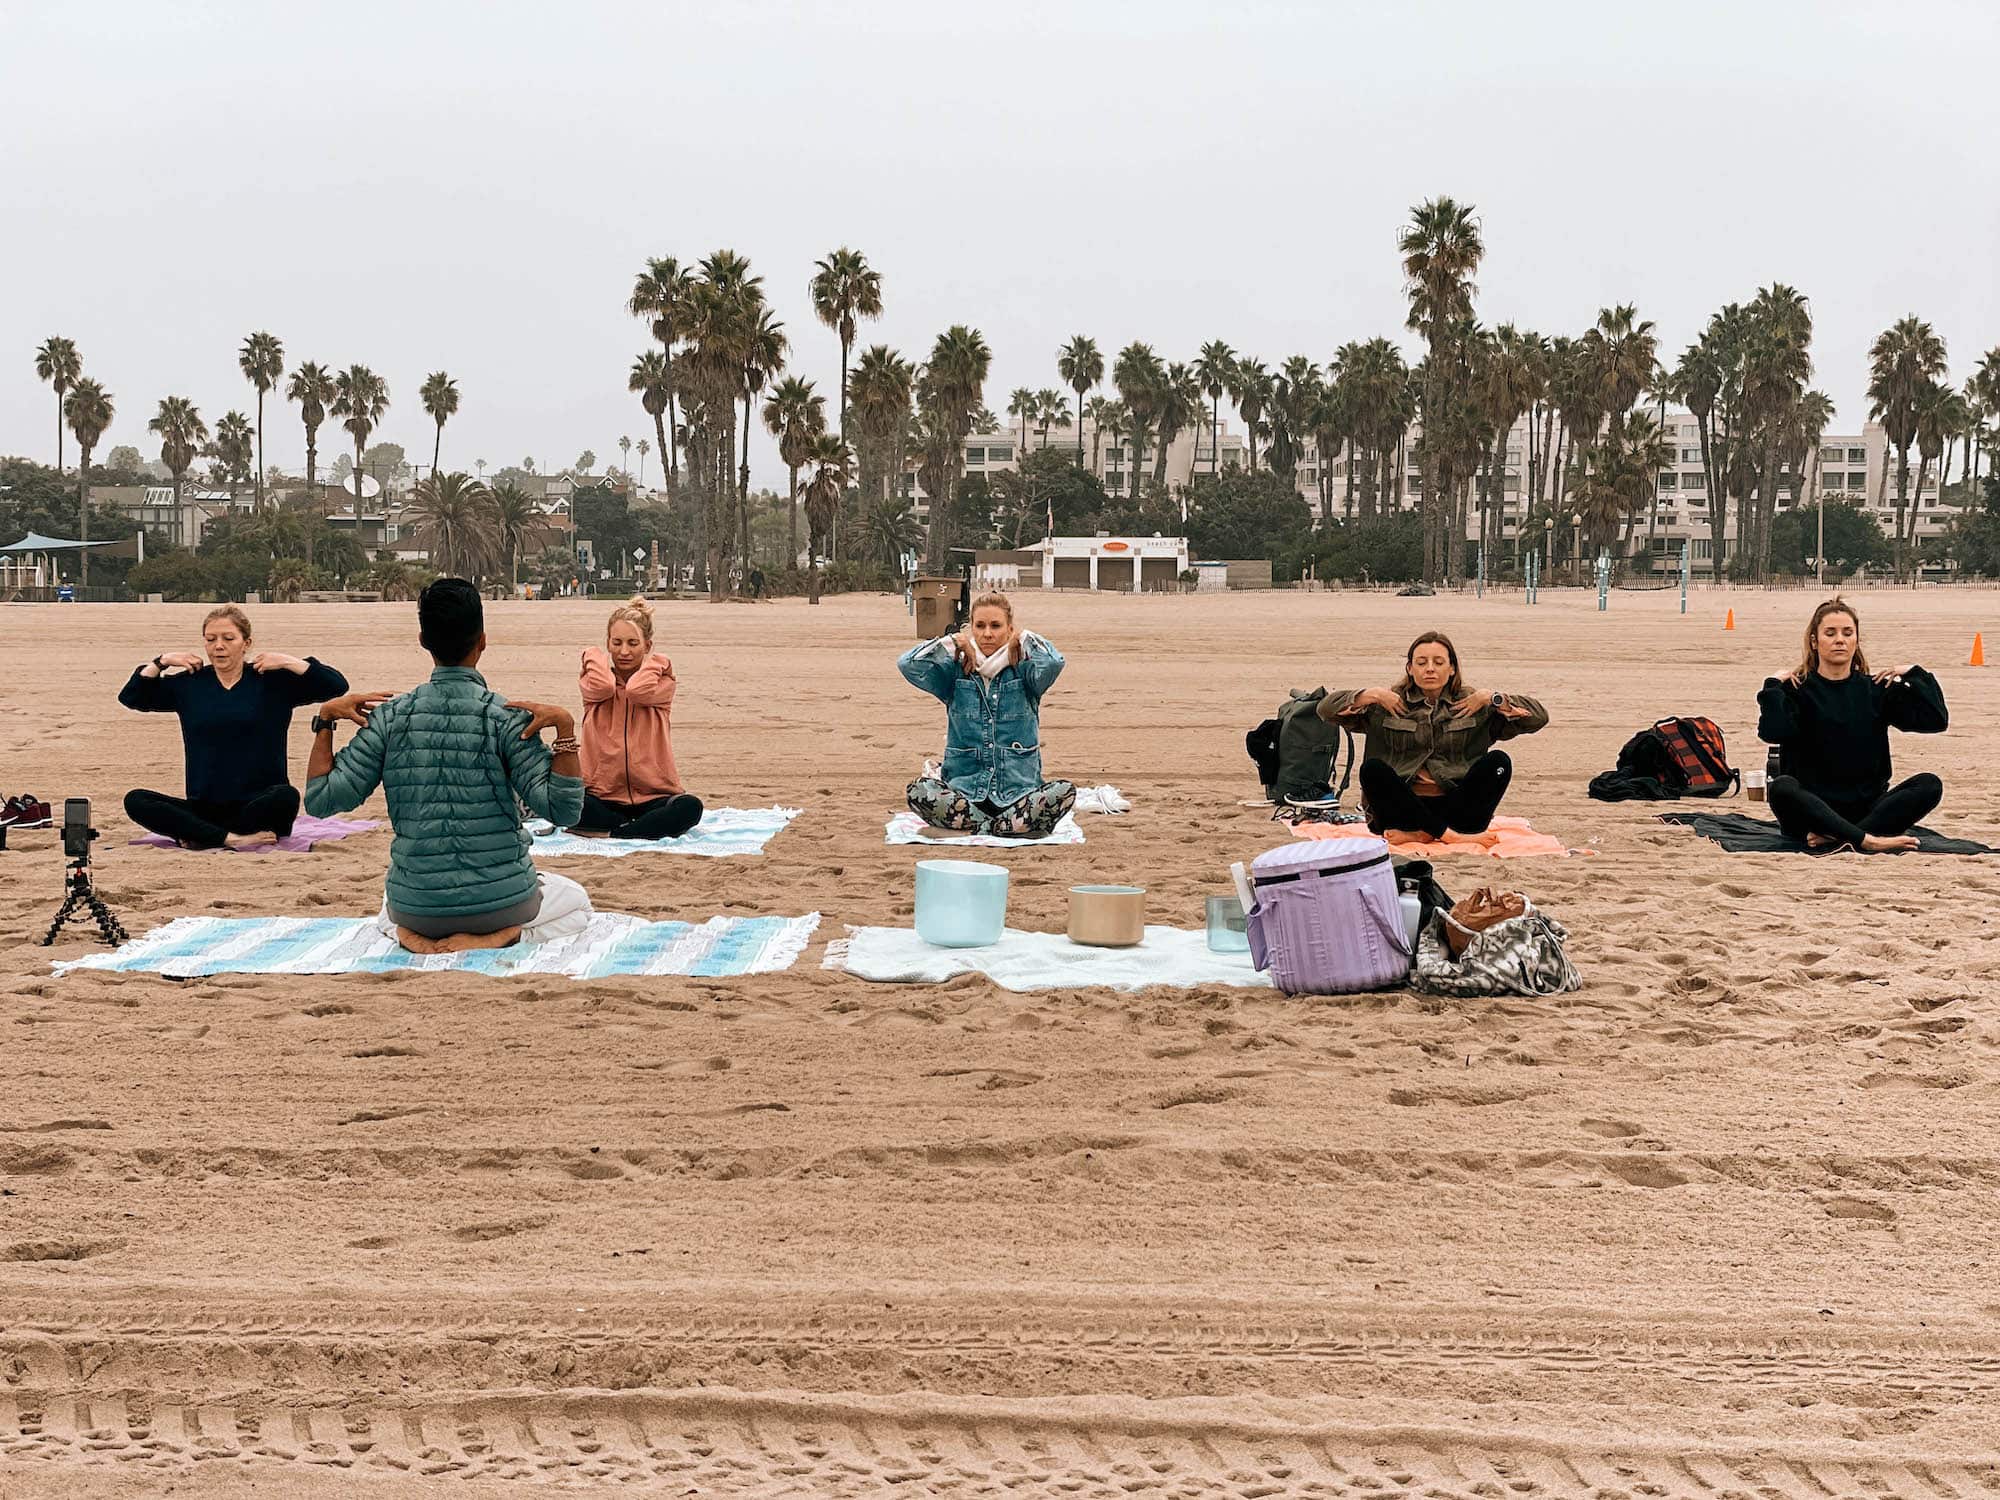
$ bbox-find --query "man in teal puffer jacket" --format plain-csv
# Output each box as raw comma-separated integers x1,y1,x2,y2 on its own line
305,578,587,953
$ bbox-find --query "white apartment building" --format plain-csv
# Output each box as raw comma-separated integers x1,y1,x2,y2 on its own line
1293,410,1960,573
905,417,1250,509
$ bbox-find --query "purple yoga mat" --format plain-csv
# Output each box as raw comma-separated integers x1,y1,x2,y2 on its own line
130,814,382,854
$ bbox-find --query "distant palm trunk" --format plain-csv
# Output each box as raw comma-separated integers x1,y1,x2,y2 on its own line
433,425,443,485
1344,442,1357,520
78,449,93,586
739,396,753,590
787,463,800,565
56,395,65,477
665,351,679,486
254,391,266,513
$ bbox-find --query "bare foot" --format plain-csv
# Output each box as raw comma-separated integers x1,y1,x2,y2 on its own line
1861,833,1919,853
565,827,611,839
396,927,446,955
1805,833,1832,849
435,926,524,953
226,832,278,850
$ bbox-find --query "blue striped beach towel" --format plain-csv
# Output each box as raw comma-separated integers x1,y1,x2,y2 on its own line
53,912,819,980
527,806,800,859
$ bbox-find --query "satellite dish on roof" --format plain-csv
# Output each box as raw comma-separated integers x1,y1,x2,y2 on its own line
341,472,382,500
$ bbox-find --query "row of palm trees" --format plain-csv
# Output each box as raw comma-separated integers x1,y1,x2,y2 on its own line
1020,200,2000,584
33,334,463,579
626,246,1004,601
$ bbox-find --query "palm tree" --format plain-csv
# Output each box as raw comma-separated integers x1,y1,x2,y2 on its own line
487,481,539,587
1474,325,1543,556
1057,335,1104,466
415,371,459,482
636,437,650,486
1229,357,1270,474
850,344,916,511
286,361,337,502
331,366,390,516
737,305,788,583
209,411,255,502
1585,305,1658,431
628,256,689,485
918,325,992,566
407,472,498,579
618,435,632,477
63,378,113,584
1868,316,1948,577
1100,401,1129,489
35,337,82,473
1193,341,1236,481
629,350,675,514
238,331,285,512
857,493,921,569
1084,396,1113,473
1400,196,1486,583
1152,362,1202,490
801,432,851,603
1007,387,1037,452
1973,348,2000,479
809,246,883,439
148,396,209,517
1112,342,1162,501
763,375,826,566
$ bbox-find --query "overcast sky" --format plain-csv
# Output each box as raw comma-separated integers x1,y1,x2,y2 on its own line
5,0,1998,484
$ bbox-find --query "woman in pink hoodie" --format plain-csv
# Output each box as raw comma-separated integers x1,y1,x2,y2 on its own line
574,597,704,839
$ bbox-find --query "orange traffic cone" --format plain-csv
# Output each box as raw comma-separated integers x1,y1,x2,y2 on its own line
1724,608,1735,631
1972,633,1986,667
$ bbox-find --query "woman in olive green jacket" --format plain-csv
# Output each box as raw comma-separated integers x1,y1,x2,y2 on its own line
1317,631,1548,839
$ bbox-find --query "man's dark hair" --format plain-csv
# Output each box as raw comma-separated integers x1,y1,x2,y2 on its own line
418,577,484,664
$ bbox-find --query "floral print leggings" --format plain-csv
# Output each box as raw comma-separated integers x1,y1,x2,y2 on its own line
907,776,1078,839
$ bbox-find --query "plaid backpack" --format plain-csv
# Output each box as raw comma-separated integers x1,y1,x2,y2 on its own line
1589,716,1739,801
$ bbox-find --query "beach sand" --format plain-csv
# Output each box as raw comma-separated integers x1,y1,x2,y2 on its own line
5,585,2000,1497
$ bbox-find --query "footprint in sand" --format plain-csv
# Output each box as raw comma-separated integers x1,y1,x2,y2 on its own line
1820,1195,1896,1223
1579,1117,1644,1139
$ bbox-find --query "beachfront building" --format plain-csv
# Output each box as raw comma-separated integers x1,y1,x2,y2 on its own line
904,418,1251,512
96,484,252,550
1039,534,1189,591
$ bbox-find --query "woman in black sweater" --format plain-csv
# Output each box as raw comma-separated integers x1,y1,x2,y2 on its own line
118,605,349,848
1757,598,1947,853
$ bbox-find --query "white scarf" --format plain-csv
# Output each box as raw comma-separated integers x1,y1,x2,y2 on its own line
970,630,1047,681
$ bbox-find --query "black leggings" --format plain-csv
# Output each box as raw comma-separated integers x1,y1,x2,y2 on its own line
125,786,301,850
1359,751,1513,839
575,791,704,840
1768,773,1941,849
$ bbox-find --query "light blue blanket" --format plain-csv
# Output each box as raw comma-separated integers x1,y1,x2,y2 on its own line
528,806,800,859
54,912,820,979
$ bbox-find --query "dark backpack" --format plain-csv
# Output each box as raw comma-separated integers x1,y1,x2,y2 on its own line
1589,716,1739,802
1247,688,1359,808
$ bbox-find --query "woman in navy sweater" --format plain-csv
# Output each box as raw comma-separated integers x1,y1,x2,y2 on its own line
1757,598,1947,853
118,605,348,848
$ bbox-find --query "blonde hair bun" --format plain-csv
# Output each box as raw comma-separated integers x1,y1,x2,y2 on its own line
607,595,655,644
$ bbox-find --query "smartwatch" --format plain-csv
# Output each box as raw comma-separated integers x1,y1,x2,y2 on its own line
310,714,337,735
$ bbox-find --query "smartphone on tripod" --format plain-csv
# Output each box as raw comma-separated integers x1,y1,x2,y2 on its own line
41,797,128,947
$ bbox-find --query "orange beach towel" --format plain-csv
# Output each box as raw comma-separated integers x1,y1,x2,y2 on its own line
1290,815,1591,858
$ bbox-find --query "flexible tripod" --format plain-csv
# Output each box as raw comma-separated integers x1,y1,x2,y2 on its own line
42,859,128,947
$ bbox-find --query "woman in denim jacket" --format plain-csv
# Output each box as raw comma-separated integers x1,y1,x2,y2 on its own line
898,592,1075,838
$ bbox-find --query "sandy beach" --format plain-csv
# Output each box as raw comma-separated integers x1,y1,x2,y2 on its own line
5,585,2000,1497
